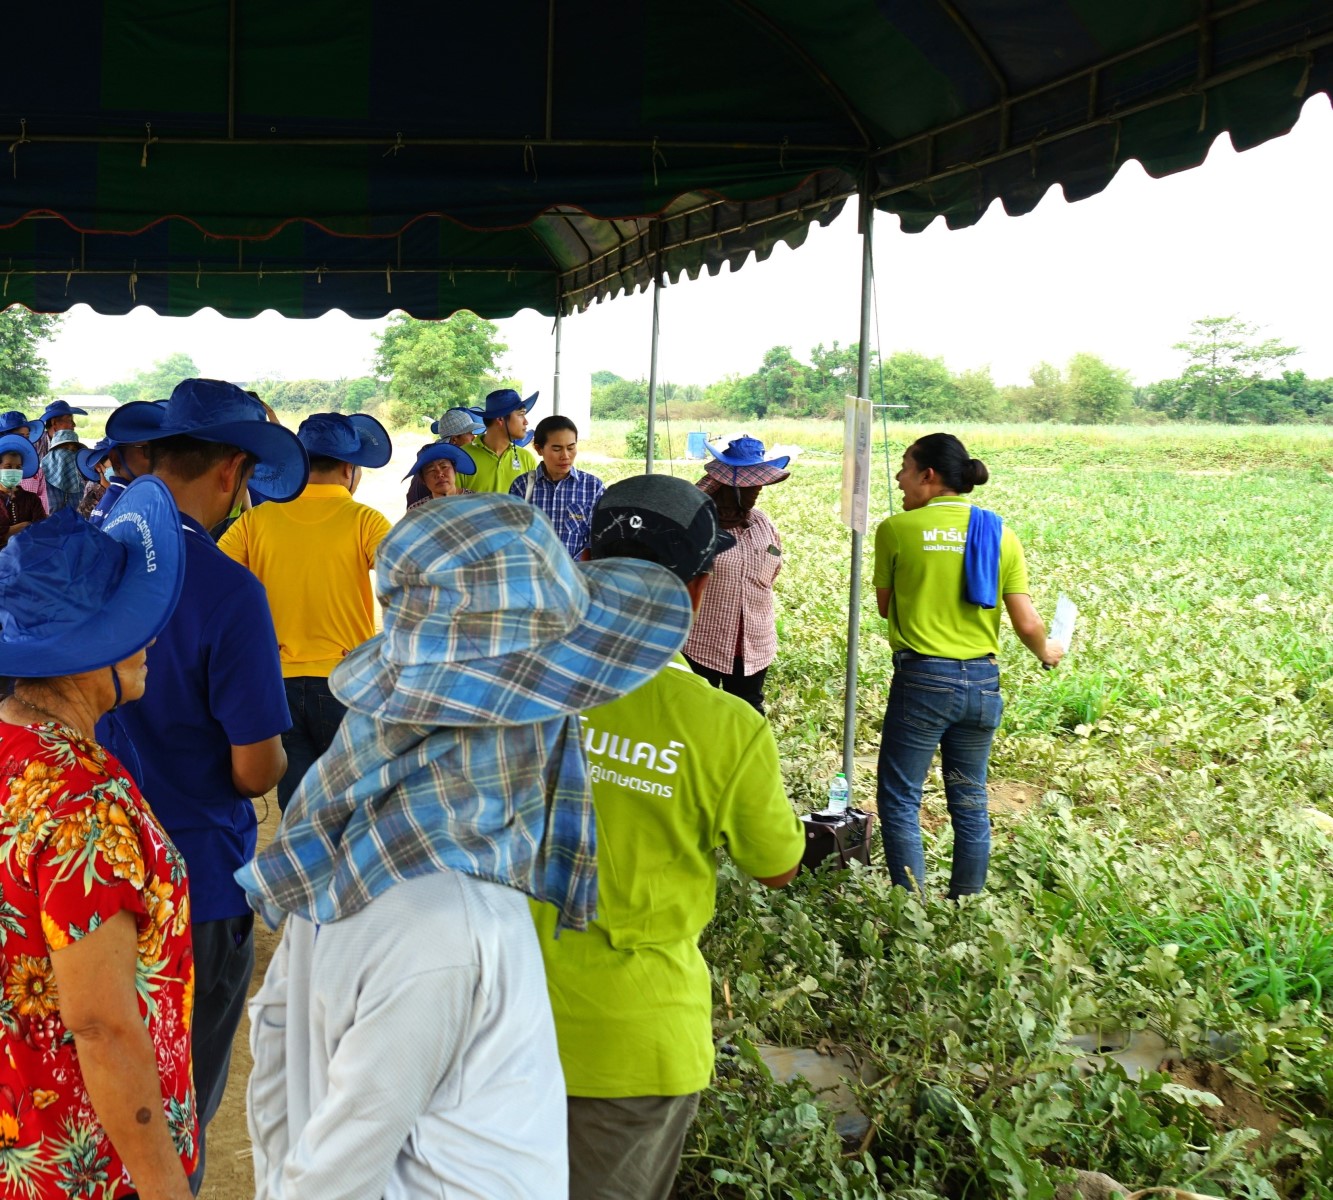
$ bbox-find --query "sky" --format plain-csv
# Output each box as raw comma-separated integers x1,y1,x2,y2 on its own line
43,96,1333,396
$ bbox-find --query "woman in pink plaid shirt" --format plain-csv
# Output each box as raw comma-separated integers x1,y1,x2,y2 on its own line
683,437,791,714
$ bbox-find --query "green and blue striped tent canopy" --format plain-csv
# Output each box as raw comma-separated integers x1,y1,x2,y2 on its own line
1,0,1330,319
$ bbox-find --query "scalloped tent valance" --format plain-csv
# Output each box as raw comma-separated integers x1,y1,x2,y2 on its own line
1,0,1329,319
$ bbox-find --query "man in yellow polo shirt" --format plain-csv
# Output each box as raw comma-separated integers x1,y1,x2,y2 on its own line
464,388,539,493
531,475,804,1200
220,412,392,809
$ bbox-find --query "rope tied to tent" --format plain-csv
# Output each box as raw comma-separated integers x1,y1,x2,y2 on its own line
383,132,405,159
128,262,138,302
1294,54,1313,98
524,139,538,182
779,136,788,168
385,265,392,294
316,265,325,284
196,261,202,289
8,119,29,180
141,123,157,168
650,138,666,187
1196,92,1208,134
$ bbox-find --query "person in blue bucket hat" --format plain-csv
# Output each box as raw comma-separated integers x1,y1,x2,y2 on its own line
464,387,540,494
404,439,477,508
74,434,115,519
0,478,199,1200
684,436,793,715
405,405,486,509
0,409,50,512
239,494,694,1200
0,432,46,547
219,412,393,811
101,377,304,1192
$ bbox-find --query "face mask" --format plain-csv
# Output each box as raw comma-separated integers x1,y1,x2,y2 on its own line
0,469,23,489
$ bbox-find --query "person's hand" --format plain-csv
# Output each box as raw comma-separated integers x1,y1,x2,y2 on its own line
8,522,31,537
1040,641,1065,669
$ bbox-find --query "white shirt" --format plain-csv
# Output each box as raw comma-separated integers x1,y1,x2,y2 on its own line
248,871,568,1199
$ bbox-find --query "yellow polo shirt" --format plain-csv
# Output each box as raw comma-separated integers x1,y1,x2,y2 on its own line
219,484,390,677
463,438,538,494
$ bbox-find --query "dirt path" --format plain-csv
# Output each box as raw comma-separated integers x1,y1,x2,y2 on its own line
199,798,282,1200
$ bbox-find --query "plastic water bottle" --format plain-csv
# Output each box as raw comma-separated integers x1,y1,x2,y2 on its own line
827,772,849,816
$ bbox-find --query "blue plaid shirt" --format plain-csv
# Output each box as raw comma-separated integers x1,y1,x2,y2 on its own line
235,709,597,933
510,466,605,559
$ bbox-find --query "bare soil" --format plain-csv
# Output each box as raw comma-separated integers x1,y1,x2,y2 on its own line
199,798,282,1200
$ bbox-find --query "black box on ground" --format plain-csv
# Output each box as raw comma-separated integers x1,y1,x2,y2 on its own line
799,808,875,873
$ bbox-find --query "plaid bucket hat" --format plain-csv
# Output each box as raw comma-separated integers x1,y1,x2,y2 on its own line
431,406,485,438
702,435,792,488
330,493,693,727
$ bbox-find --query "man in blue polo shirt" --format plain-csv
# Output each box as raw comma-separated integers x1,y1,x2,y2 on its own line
102,378,309,1192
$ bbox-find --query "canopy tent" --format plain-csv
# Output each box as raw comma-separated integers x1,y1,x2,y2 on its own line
1,1,1330,319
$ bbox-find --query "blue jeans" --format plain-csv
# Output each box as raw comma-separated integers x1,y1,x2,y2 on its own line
279,676,347,811
876,652,1003,899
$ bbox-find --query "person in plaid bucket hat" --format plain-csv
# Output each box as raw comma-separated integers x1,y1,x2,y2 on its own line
685,436,793,715
239,493,693,1200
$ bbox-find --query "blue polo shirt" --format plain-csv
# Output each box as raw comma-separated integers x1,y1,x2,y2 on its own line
98,513,290,922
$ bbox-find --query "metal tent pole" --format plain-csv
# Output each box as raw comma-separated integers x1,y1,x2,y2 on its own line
645,270,662,473
844,188,874,780
552,303,563,415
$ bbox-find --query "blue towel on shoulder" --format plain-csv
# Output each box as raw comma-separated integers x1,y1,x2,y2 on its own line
964,507,1002,609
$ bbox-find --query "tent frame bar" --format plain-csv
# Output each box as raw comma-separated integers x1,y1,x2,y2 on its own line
844,185,873,782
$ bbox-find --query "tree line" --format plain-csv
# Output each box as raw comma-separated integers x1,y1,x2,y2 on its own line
5,308,1329,427
593,317,1332,425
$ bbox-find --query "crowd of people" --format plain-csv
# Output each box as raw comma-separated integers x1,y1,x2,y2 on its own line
0,377,1059,1199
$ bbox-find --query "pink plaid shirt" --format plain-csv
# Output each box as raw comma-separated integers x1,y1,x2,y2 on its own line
684,508,782,675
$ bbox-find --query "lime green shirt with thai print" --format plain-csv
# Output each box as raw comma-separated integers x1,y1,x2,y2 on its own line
531,658,803,1098
873,496,1029,659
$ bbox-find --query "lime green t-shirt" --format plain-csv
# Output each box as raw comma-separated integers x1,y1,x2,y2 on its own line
531,659,804,1098
462,438,538,494
872,497,1029,659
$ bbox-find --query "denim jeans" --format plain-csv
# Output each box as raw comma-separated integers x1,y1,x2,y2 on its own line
876,652,1003,899
279,676,348,811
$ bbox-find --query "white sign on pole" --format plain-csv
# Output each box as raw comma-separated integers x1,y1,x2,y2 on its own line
840,395,873,535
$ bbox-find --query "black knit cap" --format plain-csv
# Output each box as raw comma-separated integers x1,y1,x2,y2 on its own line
589,475,736,583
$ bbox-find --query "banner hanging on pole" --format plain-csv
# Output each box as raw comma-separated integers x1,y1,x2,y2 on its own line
840,395,873,535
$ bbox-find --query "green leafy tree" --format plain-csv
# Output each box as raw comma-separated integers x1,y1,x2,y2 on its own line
1173,316,1298,422
1065,352,1133,424
0,309,60,405
880,351,956,419
374,312,508,423
952,367,1002,421
591,375,649,419
102,352,202,405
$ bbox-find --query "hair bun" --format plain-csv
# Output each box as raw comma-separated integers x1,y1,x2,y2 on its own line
967,457,990,487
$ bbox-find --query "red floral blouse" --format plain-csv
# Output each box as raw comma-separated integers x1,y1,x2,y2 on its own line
0,721,197,1198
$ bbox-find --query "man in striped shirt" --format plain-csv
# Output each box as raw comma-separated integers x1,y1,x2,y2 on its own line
509,416,605,559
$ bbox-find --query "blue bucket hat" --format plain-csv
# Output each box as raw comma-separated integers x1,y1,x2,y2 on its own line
297,413,393,469
77,436,117,483
108,378,309,502
481,388,538,422
702,436,792,489
0,476,185,678
402,441,477,481
0,433,39,478
40,399,88,421
0,410,44,443
330,494,692,727
430,407,486,438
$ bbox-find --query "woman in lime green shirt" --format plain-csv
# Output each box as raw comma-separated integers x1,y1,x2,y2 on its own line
872,432,1062,897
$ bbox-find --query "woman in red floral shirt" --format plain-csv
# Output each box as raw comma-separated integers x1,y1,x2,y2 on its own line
0,479,191,1200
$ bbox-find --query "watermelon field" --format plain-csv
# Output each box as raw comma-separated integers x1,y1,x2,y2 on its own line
580,421,1333,1200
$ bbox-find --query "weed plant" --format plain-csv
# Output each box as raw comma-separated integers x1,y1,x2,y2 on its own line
641,427,1333,1198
